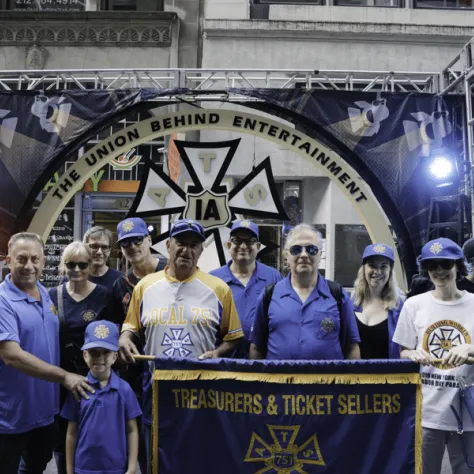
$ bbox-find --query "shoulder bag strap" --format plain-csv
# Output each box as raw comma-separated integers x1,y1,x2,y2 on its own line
451,392,474,468
326,280,345,353
57,283,66,328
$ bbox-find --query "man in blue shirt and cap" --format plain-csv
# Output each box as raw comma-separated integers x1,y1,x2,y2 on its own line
0,232,94,474
250,224,360,360
210,220,282,357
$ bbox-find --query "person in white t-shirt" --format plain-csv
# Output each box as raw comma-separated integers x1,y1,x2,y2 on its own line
393,237,474,474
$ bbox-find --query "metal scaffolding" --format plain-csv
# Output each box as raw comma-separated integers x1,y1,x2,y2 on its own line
0,67,439,94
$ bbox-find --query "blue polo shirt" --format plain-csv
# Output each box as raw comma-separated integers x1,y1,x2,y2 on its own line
61,370,142,474
210,261,282,342
0,275,60,434
250,273,360,360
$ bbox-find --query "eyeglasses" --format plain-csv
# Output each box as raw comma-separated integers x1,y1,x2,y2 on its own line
289,244,319,257
65,261,89,270
120,237,145,248
423,260,456,272
230,237,258,247
88,244,111,252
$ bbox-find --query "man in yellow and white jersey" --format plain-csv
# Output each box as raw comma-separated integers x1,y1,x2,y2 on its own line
119,218,243,360
118,218,243,472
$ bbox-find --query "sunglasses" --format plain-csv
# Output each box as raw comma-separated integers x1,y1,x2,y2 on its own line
230,237,258,247
120,236,145,248
65,261,89,270
289,244,319,257
423,260,456,272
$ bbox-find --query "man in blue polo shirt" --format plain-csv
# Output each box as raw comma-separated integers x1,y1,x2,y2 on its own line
210,220,282,357
250,224,360,360
0,232,93,474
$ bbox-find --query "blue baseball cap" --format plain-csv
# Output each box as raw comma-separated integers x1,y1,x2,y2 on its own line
362,243,395,263
170,219,206,242
117,217,149,242
230,220,259,240
420,238,464,261
81,321,119,352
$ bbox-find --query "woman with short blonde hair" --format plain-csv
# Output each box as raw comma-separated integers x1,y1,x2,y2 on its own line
352,243,403,359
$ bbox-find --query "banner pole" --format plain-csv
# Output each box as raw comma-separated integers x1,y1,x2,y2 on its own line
133,354,156,361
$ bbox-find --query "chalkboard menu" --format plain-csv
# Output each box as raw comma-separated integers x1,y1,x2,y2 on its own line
11,0,85,11
41,209,74,288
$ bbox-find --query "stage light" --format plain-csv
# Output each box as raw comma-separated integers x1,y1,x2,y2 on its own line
424,149,458,188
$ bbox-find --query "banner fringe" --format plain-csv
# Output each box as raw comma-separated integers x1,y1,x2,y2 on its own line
415,384,423,473
153,370,421,385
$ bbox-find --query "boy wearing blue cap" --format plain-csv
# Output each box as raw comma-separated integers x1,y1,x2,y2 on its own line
61,321,142,474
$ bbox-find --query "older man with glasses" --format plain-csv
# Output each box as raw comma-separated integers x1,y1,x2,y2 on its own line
210,220,282,358
250,223,360,361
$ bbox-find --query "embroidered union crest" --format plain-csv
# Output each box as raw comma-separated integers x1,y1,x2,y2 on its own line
244,425,325,472
122,220,135,233
50,303,58,316
240,220,252,228
320,318,335,333
94,324,110,339
373,244,386,254
82,310,95,322
430,242,443,255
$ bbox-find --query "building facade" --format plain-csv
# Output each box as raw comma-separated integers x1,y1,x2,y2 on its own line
0,0,471,286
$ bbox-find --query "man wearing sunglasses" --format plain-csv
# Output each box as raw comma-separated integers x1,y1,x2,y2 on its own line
118,218,243,472
250,223,360,361
210,220,282,358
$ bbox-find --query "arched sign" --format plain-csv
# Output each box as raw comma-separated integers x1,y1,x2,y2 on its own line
28,109,403,284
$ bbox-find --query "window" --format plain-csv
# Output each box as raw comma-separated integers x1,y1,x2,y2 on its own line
333,0,402,6
415,0,473,7
8,0,85,11
334,224,371,288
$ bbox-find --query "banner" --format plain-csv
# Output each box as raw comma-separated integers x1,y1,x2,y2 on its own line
152,359,421,474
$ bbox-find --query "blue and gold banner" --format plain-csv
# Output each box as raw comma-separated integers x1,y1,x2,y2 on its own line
152,359,421,474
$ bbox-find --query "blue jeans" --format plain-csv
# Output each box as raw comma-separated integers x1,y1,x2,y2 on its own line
0,422,56,474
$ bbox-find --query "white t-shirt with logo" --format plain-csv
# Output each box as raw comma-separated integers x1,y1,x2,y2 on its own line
393,291,474,431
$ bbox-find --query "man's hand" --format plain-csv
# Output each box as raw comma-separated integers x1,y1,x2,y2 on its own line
119,332,140,364
62,373,94,401
442,344,474,367
404,348,433,366
199,350,218,360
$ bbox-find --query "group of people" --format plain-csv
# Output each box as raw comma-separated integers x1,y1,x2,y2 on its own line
1,217,474,474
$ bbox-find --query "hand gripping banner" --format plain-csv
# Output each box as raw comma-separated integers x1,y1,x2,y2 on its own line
151,359,422,474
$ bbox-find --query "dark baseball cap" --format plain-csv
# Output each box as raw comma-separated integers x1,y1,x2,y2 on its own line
170,219,206,242
230,220,259,240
